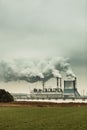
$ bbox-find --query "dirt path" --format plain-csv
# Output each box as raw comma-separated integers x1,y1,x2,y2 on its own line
0,101,87,107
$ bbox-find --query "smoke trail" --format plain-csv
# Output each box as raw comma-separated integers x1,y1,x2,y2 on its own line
0,57,75,83
52,69,61,78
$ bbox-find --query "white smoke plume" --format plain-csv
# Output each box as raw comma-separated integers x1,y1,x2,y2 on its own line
0,57,75,82
52,69,61,78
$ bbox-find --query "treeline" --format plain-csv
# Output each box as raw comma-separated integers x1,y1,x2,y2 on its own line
0,89,14,102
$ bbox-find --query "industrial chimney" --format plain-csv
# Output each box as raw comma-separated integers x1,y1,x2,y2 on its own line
60,78,62,89
57,77,59,90
56,77,62,91
74,77,77,88
42,80,45,92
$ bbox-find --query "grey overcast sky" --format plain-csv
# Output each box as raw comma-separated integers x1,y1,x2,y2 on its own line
0,0,87,93
0,0,87,60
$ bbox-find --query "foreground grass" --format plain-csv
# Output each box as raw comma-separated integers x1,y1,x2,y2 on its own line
0,106,87,130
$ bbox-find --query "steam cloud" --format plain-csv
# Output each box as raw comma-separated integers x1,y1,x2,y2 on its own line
0,57,75,83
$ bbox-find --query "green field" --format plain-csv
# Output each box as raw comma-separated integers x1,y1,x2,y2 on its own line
0,106,87,130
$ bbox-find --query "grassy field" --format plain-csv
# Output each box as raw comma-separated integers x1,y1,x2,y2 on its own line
0,106,87,130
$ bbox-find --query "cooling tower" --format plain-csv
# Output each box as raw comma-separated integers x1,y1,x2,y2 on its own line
64,77,80,98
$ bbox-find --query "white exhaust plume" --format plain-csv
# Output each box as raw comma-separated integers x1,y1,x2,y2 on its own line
66,68,76,78
52,69,61,78
0,57,75,83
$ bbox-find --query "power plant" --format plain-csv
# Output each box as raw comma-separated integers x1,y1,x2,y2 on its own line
1,57,87,102
30,76,80,99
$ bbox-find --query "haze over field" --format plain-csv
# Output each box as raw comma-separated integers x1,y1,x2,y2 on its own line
0,0,87,94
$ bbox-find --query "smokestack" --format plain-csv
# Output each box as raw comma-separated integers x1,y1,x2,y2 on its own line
42,80,45,92
57,77,59,89
74,77,77,88
60,78,62,89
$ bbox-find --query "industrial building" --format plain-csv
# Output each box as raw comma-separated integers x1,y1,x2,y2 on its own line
30,77,80,99
63,77,80,98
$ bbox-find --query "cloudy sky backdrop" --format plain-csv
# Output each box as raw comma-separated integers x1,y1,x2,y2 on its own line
0,0,87,94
